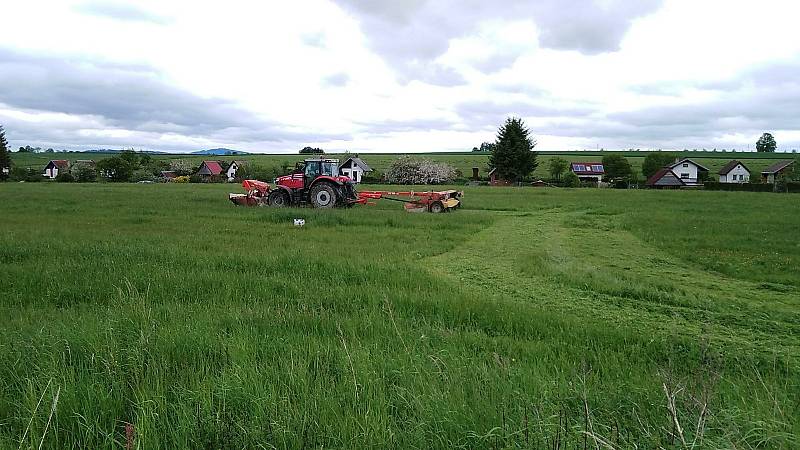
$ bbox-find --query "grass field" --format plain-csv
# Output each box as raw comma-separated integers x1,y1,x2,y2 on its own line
1,183,798,448
10,150,799,182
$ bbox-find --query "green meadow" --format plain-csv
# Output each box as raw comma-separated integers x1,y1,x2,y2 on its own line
0,183,798,448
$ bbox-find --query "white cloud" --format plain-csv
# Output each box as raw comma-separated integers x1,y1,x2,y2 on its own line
0,0,799,152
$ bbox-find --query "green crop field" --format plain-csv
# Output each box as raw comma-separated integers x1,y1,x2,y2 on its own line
1,183,798,448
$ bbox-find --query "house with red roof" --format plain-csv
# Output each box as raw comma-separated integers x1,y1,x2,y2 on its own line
570,162,604,183
43,160,70,179
197,161,225,180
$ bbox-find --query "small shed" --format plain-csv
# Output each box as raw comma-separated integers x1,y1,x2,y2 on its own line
570,162,604,182
43,160,70,179
488,168,512,186
160,171,177,181
645,168,686,189
718,160,750,183
761,160,795,183
197,161,224,178
339,157,372,183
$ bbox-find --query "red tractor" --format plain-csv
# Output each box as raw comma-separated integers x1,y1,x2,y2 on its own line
266,158,358,208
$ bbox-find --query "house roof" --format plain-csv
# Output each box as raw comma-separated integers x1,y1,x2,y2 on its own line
160,171,177,178
340,157,372,172
198,160,224,175
669,158,709,172
761,160,795,174
570,162,604,175
46,160,70,169
646,168,686,186
718,160,750,175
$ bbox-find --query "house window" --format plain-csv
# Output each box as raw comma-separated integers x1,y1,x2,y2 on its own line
739,174,744,181
574,165,585,172
591,165,603,172
681,173,690,179
682,163,689,168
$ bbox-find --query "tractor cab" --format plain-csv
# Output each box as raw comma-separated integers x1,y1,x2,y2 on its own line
300,158,340,182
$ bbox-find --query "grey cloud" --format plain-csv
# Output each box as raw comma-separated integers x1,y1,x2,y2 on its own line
74,1,172,25
0,49,348,150
333,0,663,82
354,117,457,135
455,99,596,129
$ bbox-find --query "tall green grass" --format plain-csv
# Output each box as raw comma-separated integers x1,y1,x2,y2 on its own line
0,183,798,448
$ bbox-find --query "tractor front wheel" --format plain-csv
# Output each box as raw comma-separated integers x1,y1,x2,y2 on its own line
268,190,289,207
310,183,337,208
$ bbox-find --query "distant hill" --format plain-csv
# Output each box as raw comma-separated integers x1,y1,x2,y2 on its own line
191,148,249,156
82,149,168,154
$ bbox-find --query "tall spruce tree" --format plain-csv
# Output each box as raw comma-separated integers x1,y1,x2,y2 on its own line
0,125,10,180
489,117,537,182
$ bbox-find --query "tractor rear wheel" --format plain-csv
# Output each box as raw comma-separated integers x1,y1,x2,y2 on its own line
310,183,337,208
268,190,289,207
429,201,444,213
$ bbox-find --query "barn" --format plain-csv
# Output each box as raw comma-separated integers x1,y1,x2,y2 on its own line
761,160,795,183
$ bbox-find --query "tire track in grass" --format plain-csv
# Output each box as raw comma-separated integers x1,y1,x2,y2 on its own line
423,210,800,363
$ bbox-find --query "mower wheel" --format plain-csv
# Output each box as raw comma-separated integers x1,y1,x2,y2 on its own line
310,182,337,208
429,201,444,213
268,190,289,207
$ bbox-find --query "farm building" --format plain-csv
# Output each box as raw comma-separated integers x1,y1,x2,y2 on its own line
160,171,177,181
570,162,604,182
197,161,225,179
43,160,70,179
645,168,686,189
667,158,709,186
488,168,512,186
718,160,750,183
225,161,246,182
761,160,795,183
339,157,372,183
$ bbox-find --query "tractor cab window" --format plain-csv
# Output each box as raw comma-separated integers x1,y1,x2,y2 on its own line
321,161,338,177
304,162,320,178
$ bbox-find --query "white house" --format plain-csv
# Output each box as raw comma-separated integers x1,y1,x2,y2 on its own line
718,160,750,183
668,158,709,186
225,160,246,182
339,157,372,183
43,160,70,179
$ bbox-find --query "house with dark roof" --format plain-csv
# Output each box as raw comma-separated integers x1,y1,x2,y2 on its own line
667,158,709,186
160,171,177,181
339,157,372,183
761,160,795,183
645,168,686,189
570,162,604,183
718,160,750,183
225,160,247,182
43,160,70,179
197,161,225,179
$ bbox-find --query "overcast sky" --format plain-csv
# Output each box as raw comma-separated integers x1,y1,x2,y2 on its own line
1,0,799,153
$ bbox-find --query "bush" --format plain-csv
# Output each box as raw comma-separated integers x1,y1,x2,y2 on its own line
73,165,97,183
55,172,75,182
173,176,189,183
703,182,775,192
562,171,580,187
